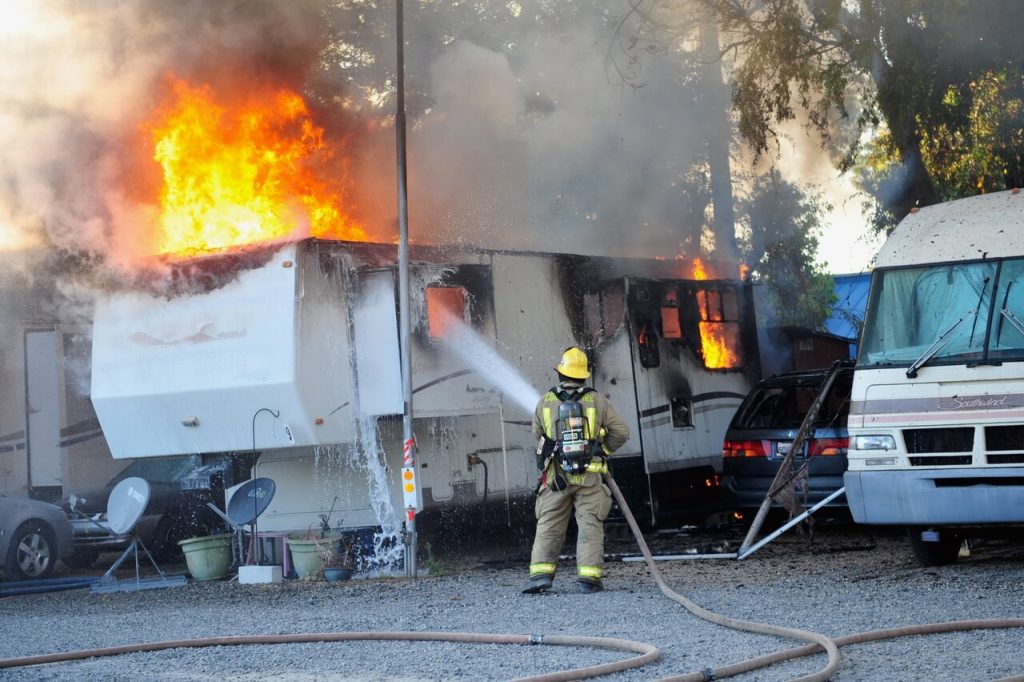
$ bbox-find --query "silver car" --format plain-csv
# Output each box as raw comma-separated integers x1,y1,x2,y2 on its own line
0,496,75,580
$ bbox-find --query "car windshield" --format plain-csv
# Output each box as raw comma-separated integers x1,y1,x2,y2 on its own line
860,258,1024,368
732,373,852,430
115,456,199,484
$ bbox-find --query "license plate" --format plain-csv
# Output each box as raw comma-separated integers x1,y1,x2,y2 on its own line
776,442,792,456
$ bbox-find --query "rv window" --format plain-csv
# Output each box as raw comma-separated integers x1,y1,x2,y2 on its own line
661,307,682,339
661,289,683,339
637,323,660,368
721,289,740,320
670,396,693,428
426,286,467,339
695,285,744,370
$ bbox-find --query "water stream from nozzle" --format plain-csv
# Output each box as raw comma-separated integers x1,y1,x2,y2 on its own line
436,312,540,412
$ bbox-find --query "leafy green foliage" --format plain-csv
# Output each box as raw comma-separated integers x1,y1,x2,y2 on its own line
919,69,1024,199
698,0,1024,228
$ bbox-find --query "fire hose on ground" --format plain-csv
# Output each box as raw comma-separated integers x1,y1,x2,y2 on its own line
602,474,1024,682
3,473,1024,680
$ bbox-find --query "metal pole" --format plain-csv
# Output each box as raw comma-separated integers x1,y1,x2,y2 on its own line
395,0,418,578
737,487,847,560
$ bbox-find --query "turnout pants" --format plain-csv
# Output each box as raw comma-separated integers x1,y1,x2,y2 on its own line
528,478,613,582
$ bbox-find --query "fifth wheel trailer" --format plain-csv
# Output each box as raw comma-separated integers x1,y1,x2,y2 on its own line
90,239,760,542
844,189,1024,565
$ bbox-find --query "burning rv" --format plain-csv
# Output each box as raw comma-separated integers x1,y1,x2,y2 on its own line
89,239,759,536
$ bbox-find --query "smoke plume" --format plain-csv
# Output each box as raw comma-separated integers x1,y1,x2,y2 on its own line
1,1,734,286
0,0,329,282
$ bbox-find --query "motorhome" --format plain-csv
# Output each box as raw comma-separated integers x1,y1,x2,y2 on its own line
844,189,1024,565
89,239,760,544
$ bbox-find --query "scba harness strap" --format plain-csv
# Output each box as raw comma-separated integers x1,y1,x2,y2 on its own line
537,386,607,488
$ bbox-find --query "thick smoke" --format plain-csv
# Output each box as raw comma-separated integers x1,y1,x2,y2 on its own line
1,1,745,287
381,13,715,259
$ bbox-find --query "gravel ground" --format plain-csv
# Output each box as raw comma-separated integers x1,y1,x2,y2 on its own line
2,521,1023,681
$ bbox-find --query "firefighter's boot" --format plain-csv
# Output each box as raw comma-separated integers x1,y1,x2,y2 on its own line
576,578,603,594
522,573,554,594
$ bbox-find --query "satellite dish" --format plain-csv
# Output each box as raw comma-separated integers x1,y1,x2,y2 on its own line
106,477,151,535
227,477,276,527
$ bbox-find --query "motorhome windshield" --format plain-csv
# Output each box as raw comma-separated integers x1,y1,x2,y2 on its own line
860,258,1024,369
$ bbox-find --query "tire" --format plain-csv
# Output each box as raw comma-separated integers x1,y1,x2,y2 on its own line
5,521,57,580
63,548,100,570
151,509,218,564
150,514,190,564
908,526,960,567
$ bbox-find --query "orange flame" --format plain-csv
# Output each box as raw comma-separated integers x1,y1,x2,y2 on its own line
149,77,365,258
691,257,740,369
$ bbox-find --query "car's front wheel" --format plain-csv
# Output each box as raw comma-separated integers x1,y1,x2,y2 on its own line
5,521,57,580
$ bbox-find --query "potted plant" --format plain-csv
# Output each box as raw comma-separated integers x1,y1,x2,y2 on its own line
178,533,232,581
322,536,355,582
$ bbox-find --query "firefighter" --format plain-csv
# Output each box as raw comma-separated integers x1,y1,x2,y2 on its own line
522,346,629,594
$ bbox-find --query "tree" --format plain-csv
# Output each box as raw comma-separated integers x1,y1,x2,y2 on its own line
699,0,1024,229
738,171,836,328
919,69,1024,200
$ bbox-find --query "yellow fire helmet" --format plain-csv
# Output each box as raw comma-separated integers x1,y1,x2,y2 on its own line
555,346,590,379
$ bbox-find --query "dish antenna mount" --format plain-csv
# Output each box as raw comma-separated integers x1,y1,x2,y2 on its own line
93,476,187,593
207,477,276,567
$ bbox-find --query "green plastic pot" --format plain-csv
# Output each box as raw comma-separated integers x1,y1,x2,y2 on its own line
285,534,340,579
178,533,232,581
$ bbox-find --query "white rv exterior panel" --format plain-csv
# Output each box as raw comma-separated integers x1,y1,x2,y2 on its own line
91,244,354,458
875,190,1024,267
352,269,402,416
591,329,643,457
247,449,398,532
25,330,63,488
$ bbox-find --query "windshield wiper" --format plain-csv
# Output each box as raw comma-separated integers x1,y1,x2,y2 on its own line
906,310,975,378
1001,308,1024,337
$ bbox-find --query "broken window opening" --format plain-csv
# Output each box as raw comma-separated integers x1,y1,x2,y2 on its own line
695,286,743,370
670,395,693,428
637,322,661,368
661,288,683,340
426,286,468,340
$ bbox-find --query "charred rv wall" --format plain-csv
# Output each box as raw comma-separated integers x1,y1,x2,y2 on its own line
89,239,759,531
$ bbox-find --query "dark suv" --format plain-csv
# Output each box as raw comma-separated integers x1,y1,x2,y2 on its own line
722,362,853,510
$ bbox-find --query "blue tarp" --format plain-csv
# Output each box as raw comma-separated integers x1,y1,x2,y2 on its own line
824,273,871,355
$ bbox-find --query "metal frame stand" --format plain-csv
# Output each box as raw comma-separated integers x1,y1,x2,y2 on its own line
207,501,248,568
92,536,186,594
